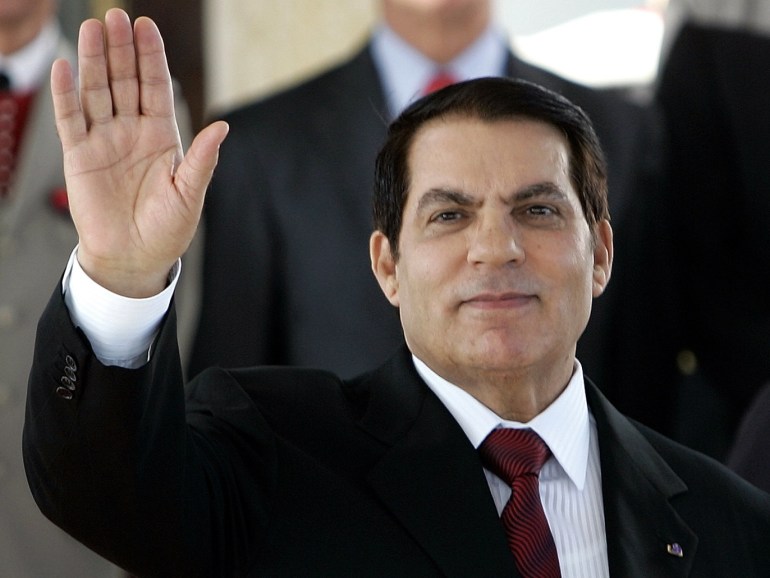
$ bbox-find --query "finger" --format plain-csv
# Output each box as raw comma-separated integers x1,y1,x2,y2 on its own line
174,121,230,207
133,16,174,119
51,59,87,149
104,8,139,116
78,18,113,125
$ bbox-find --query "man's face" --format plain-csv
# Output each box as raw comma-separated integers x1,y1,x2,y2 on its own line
0,0,52,27
371,116,612,393
382,0,488,21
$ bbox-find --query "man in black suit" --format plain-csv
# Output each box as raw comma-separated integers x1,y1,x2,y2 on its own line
24,9,770,577
188,0,657,393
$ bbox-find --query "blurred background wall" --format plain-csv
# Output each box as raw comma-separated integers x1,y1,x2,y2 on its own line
204,0,379,115
202,0,664,115
61,0,770,130
59,0,671,130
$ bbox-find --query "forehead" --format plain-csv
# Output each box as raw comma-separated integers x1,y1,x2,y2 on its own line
406,115,574,200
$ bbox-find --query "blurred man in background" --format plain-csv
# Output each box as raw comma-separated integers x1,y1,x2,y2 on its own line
190,0,656,397
0,1,192,575
0,2,116,575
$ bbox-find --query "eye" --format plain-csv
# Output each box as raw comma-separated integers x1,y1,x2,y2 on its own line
431,210,465,223
525,205,556,217
516,204,565,228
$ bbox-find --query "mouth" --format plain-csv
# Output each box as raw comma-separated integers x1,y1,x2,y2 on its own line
461,292,536,310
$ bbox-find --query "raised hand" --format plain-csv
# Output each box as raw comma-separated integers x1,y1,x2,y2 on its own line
52,9,228,297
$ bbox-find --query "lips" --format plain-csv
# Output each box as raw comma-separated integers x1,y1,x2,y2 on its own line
462,292,536,309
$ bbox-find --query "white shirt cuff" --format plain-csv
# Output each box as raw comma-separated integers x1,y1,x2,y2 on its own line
61,247,180,368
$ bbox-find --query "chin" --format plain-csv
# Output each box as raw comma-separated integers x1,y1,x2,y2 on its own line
466,343,534,370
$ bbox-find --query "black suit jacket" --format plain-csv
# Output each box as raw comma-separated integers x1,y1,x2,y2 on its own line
189,42,659,391
24,290,770,577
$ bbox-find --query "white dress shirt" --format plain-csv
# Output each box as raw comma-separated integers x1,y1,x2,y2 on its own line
370,22,510,117
63,249,609,577
0,20,61,91
414,357,609,578
62,248,179,368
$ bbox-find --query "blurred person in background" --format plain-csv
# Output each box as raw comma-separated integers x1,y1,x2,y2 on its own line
189,0,657,399
0,2,115,575
728,382,770,493
609,0,770,459
663,0,770,44
0,1,191,575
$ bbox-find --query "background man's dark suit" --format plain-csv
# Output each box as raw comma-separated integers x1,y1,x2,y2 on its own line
604,23,770,459
189,43,657,391
728,382,770,493
25,292,770,577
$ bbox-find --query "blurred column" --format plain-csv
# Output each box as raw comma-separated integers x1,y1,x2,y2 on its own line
127,0,204,130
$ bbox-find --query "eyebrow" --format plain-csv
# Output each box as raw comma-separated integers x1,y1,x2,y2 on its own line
415,182,569,214
416,188,477,213
513,182,569,202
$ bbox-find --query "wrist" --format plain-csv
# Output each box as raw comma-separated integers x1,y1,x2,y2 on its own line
76,251,174,298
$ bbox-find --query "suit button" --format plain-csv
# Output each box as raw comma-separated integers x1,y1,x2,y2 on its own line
677,349,698,376
60,376,76,391
65,355,77,371
64,365,76,381
56,386,74,400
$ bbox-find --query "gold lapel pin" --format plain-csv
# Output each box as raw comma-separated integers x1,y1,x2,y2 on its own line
667,543,684,558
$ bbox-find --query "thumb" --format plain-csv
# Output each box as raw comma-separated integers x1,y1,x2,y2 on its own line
174,120,230,205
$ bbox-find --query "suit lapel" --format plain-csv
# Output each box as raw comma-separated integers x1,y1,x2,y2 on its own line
357,348,520,578
354,350,700,576
587,383,697,577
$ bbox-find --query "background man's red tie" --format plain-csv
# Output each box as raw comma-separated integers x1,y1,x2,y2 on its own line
423,71,457,95
479,428,562,578
0,71,35,198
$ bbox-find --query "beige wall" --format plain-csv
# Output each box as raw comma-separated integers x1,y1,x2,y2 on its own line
204,0,378,115
202,1,684,116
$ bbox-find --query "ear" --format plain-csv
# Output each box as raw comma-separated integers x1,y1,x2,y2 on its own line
592,219,613,297
370,230,400,307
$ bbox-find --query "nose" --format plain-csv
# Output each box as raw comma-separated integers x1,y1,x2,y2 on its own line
467,213,523,266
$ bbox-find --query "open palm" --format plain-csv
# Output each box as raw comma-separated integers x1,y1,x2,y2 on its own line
52,9,228,297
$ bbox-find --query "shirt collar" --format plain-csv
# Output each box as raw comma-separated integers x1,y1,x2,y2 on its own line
413,355,591,490
370,22,509,118
0,19,61,92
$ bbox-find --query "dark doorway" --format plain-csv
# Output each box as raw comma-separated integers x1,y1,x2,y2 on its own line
127,0,205,131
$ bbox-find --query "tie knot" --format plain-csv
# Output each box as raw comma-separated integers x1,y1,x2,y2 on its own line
479,428,551,484
423,71,457,95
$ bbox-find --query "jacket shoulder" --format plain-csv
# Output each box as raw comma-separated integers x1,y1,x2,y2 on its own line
215,43,381,127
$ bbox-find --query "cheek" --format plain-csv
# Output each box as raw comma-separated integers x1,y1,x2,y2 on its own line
395,260,447,327
395,268,428,318
537,241,596,306
564,254,597,321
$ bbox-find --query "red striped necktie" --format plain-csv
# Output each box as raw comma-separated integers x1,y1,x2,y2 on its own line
479,428,561,578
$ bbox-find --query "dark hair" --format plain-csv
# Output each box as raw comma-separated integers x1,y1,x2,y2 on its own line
372,77,608,260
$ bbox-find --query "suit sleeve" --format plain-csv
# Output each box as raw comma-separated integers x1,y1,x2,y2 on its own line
22,287,276,576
